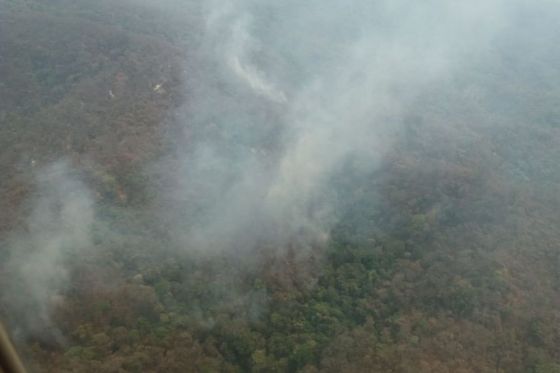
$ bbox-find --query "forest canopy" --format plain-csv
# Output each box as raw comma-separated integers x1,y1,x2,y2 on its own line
1,0,560,372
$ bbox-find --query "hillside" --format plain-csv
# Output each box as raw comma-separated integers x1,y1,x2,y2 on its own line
1,1,560,372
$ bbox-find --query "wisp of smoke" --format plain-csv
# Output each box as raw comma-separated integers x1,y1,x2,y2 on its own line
2,161,94,340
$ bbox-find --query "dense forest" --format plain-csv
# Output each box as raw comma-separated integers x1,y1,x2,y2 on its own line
1,1,560,372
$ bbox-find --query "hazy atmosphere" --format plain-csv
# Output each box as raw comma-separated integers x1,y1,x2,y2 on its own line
1,0,560,372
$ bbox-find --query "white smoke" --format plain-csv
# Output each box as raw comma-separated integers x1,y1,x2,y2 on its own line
4,161,94,337
161,0,512,254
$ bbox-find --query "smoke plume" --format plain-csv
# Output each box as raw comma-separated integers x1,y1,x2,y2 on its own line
3,161,94,339
162,0,511,254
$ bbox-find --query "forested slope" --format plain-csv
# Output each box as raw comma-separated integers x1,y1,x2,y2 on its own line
1,1,560,372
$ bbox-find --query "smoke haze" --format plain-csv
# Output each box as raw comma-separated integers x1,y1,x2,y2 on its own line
1,0,524,329
3,2,560,368
161,0,513,253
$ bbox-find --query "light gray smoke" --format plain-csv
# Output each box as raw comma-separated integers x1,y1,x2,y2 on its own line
163,0,512,254
3,161,94,338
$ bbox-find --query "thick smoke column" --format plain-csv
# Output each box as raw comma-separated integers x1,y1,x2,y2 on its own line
3,161,94,339
165,0,511,254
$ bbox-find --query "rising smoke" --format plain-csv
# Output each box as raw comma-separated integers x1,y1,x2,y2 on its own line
3,161,94,340
162,0,512,254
